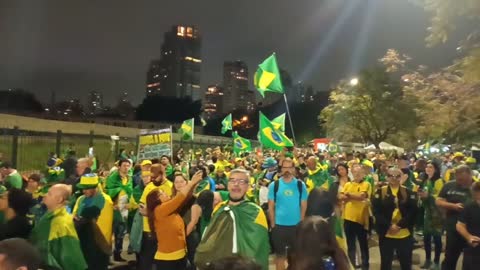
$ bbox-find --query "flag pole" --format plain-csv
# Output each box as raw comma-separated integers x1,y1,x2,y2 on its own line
283,94,296,145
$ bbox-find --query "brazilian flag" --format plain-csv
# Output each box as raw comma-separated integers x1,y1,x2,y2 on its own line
221,114,232,134
327,140,340,155
259,111,293,150
271,113,286,132
180,118,194,141
254,53,284,98
233,132,252,155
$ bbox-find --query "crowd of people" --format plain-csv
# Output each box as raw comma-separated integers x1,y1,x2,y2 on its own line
0,147,479,270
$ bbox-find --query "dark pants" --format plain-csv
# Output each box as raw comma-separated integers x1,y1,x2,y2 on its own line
186,231,200,270
138,232,157,270
155,257,187,270
113,219,127,255
441,230,466,270
462,246,480,270
344,220,369,268
424,234,442,264
379,236,413,270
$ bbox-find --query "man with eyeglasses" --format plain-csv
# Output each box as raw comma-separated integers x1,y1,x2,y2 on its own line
268,158,308,270
372,167,417,270
195,168,270,270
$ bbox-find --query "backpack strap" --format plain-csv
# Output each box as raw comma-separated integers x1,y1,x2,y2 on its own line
273,180,280,203
297,180,303,206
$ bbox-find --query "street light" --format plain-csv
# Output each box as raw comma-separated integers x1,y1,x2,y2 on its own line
350,77,359,86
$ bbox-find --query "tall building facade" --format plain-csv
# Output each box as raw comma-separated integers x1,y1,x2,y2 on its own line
87,91,103,115
222,61,255,113
203,85,224,120
146,25,202,101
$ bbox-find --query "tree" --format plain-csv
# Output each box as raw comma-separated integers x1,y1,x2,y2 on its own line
136,96,202,123
414,0,480,82
380,49,480,145
320,67,417,148
0,89,43,113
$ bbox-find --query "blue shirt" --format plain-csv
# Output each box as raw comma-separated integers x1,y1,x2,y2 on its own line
268,178,308,226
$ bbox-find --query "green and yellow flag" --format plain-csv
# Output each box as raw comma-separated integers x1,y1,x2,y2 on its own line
221,114,232,134
254,53,284,98
271,113,286,132
259,111,293,150
180,118,194,140
233,131,252,155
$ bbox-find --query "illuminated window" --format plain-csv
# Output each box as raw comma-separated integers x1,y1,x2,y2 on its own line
186,27,193,37
177,26,185,36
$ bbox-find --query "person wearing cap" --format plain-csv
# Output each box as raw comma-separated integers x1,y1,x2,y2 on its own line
0,162,23,190
0,187,34,241
73,173,114,270
25,173,46,226
30,184,87,270
445,152,466,182
133,159,153,188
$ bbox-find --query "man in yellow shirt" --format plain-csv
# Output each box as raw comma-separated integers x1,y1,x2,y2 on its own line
339,164,371,270
372,167,417,270
137,163,173,270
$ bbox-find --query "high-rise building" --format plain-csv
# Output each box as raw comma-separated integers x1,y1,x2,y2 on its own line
203,84,224,120
222,61,254,113
87,91,103,115
146,25,202,100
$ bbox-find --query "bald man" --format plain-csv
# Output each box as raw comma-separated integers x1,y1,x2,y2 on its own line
30,184,87,270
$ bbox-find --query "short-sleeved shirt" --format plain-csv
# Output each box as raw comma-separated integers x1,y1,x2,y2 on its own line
268,178,308,226
438,181,472,232
140,180,173,232
458,201,480,238
342,180,371,226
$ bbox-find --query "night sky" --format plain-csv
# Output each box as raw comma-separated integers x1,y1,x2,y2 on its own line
0,0,467,105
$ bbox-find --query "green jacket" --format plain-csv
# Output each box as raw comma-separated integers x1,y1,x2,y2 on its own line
30,207,87,270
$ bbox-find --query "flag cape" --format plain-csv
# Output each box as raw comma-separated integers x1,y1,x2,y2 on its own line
195,200,270,270
254,53,284,97
221,114,233,134
259,111,293,150
30,208,87,270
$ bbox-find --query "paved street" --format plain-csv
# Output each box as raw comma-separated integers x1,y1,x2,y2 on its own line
111,235,463,269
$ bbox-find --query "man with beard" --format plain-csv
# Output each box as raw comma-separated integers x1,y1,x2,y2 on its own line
137,164,173,270
268,158,308,270
195,168,270,270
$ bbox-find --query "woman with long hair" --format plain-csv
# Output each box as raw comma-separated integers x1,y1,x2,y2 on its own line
289,216,351,270
146,170,204,270
418,161,444,270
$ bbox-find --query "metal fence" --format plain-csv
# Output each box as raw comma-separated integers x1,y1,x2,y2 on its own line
0,126,258,172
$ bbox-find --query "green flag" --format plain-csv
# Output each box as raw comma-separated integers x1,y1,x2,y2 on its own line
180,118,194,141
259,111,293,150
233,132,252,155
221,114,232,134
271,113,286,132
327,140,340,155
254,53,284,97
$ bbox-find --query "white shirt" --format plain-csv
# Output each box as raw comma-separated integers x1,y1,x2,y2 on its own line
259,186,269,205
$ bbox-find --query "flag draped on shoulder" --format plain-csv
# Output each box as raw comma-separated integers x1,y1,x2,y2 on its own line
221,114,233,134
259,111,293,150
254,53,284,97
233,132,252,155
271,113,286,132
195,201,270,270
180,118,194,140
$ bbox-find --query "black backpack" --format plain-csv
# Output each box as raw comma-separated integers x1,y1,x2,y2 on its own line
273,179,303,206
